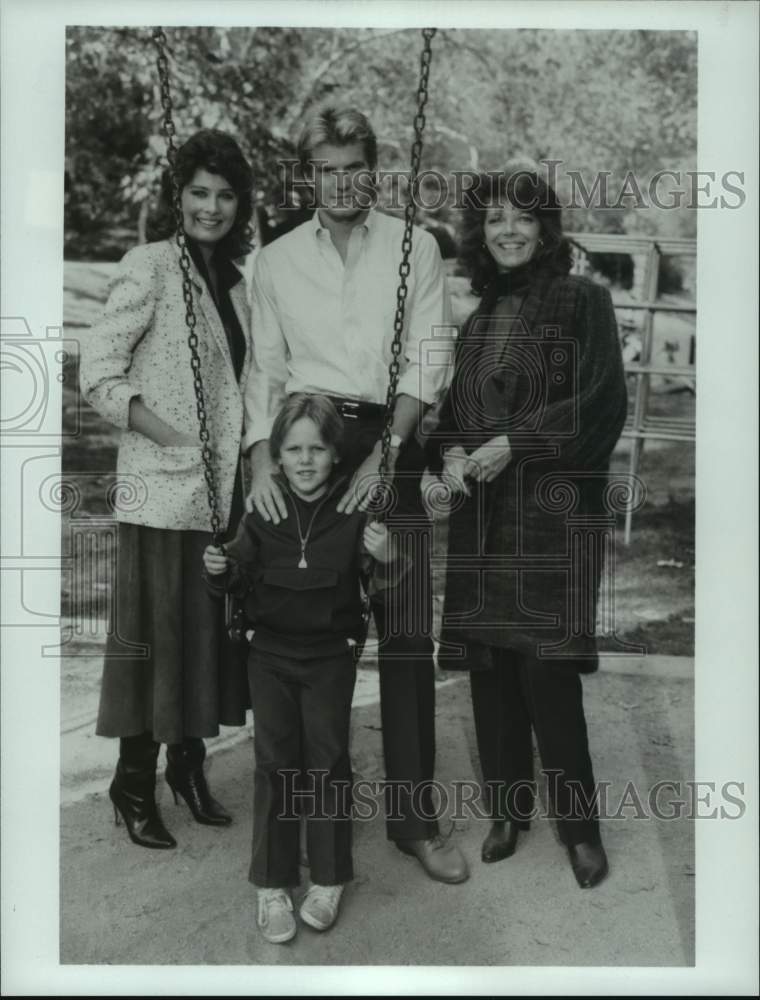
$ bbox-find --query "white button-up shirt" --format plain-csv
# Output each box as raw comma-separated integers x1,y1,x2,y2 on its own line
243,208,454,448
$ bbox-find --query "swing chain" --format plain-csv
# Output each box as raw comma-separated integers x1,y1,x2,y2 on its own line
152,26,435,537
151,27,223,545
378,27,437,485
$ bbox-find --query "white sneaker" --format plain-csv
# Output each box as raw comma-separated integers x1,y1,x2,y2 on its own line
257,888,296,944
299,883,345,932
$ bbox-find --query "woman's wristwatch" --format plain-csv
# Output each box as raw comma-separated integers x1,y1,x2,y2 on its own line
389,433,403,451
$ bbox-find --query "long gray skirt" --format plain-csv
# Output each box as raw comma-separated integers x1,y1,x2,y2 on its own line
96,522,249,745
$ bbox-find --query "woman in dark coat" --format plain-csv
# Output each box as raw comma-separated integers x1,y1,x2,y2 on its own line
434,170,627,888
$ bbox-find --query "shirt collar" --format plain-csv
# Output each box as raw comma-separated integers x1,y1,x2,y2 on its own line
311,207,376,240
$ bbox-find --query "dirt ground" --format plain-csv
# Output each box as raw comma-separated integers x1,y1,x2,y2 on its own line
61,659,695,968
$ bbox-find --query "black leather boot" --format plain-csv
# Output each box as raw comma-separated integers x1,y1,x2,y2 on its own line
481,819,529,863
110,733,176,850
165,738,232,826
567,840,609,888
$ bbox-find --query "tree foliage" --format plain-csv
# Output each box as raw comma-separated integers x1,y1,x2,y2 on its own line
65,26,697,259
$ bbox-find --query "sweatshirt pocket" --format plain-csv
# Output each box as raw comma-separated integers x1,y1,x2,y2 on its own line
256,567,339,635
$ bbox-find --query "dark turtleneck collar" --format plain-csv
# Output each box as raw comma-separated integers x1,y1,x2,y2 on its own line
483,259,542,300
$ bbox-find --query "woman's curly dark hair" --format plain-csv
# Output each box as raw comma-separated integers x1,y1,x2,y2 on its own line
459,170,573,296
147,129,254,259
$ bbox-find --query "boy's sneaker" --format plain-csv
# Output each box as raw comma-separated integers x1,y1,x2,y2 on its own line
299,883,345,931
257,888,296,944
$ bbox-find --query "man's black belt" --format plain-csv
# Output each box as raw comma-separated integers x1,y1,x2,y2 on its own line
326,395,387,421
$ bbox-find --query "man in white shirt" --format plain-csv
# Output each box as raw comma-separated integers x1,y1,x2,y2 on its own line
243,106,468,885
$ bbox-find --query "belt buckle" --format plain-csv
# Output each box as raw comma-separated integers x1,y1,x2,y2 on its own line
341,400,360,420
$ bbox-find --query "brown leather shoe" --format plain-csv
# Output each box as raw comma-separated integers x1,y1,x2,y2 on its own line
396,835,470,884
567,841,609,888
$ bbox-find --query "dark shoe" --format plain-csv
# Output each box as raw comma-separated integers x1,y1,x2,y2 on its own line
165,739,232,827
109,765,176,850
567,841,609,888
481,820,524,863
396,835,469,884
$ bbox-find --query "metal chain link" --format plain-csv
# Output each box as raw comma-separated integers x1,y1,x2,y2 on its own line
153,26,434,533
378,27,437,484
151,28,223,544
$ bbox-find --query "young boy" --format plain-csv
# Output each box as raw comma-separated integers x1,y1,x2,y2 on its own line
203,394,399,943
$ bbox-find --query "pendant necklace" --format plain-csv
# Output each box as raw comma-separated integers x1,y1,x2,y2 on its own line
291,497,322,569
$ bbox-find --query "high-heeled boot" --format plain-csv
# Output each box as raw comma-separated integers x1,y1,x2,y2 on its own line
165,738,232,826
109,732,176,849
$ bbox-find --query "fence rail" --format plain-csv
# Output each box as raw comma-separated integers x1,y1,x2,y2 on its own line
569,233,696,543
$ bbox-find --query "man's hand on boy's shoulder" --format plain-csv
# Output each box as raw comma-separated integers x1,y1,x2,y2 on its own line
246,440,288,524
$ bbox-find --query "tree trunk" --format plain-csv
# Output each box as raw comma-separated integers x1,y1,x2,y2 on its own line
137,199,149,245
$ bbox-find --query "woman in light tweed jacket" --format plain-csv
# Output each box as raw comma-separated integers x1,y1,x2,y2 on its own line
80,130,254,850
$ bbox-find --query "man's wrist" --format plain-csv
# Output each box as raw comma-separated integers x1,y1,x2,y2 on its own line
249,439,271,464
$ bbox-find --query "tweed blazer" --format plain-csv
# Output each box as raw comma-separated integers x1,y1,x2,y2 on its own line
79,239,252,530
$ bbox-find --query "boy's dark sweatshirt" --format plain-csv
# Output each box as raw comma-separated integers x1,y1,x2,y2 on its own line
204,474,405,660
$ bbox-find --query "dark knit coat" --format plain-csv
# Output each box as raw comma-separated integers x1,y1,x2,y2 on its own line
434,267,628,672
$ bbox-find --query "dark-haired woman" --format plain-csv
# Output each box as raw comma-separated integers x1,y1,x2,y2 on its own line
434,169,627,888
80,129,254,849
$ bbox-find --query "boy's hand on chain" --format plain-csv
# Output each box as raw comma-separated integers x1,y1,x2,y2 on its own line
363,521,394,564
203,545,229,575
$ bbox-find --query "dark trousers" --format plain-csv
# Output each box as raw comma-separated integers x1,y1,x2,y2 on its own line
247,647,356,888
337,414,438,841
469,647,600,847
